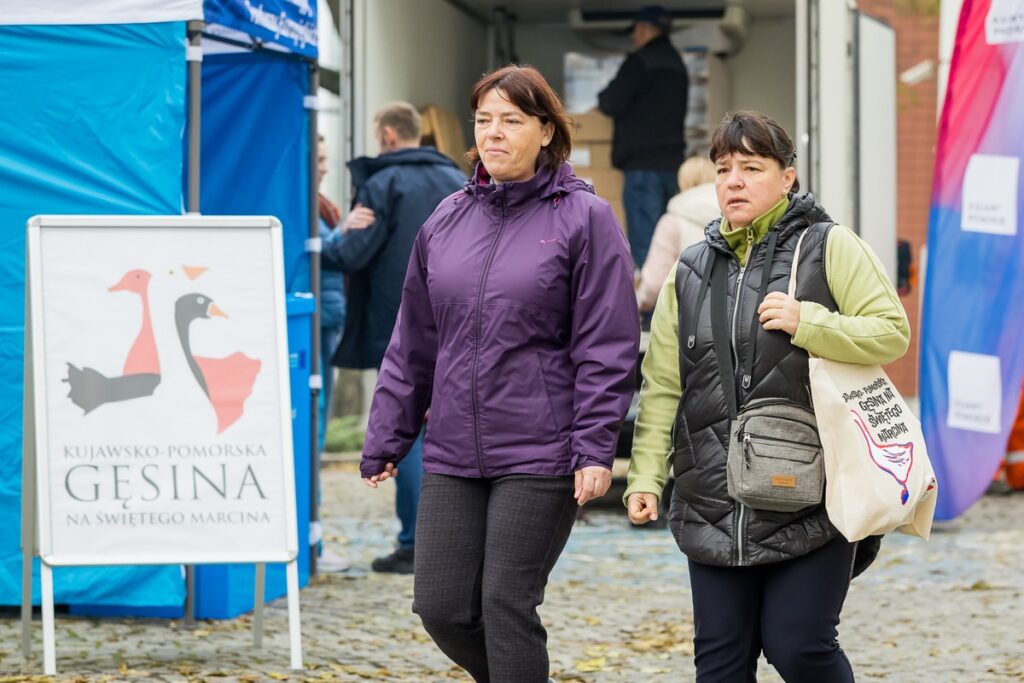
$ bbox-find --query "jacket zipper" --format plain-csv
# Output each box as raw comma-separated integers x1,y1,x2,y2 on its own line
732,226,755,567
470,198,507,477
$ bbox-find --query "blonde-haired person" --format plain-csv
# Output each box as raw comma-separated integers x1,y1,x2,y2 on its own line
635,156,719,312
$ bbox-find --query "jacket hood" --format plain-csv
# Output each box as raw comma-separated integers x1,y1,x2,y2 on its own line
667,182,720,227
464,162,593,211
347,146,461,188
704,192,833,254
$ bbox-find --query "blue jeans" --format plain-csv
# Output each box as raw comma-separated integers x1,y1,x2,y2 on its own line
317,326,342,455
396,432,424,551
623,169,680,268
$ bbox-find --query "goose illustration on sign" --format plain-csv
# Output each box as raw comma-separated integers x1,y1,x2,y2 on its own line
64,268,262,434
851,409,914,504
64,269,161,413
175,293,262,433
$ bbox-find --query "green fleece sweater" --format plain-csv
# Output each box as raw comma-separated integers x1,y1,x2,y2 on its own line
624,202,911,504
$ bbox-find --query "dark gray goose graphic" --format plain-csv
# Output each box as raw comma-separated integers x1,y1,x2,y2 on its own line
64,269,161,413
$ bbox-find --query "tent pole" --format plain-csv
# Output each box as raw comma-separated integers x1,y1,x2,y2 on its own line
187,20,203,215
184,19,204,626
308,63,321,578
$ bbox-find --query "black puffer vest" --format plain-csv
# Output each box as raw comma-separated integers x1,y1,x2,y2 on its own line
670,194,838,567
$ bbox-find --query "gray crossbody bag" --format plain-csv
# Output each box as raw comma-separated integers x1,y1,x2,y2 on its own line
709,227,825,513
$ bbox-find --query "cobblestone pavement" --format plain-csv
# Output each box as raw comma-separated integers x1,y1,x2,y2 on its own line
2,461,1022,682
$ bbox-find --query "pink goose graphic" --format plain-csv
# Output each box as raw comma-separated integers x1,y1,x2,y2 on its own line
64,269,161,413
175,293,261,433
850,410,914,505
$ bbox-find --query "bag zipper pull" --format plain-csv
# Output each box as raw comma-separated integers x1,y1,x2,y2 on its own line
743,432,751,468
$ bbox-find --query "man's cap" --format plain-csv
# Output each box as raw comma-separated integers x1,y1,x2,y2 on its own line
632,5,672,31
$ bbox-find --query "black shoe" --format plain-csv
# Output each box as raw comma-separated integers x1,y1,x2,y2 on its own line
371,547,414,574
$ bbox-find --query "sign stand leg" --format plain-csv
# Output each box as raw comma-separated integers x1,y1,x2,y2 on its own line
21,287,36,661
20,548,32,659
286,559,302,670
40,562,56,675
20,425,36,661
253,563,265,649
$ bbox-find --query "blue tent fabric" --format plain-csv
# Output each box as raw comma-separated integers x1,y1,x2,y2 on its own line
194,50,311,293
190,51,313,616
204,0,317,58
0,22,188,606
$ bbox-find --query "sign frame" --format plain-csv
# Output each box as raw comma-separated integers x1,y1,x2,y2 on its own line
21,214,303,674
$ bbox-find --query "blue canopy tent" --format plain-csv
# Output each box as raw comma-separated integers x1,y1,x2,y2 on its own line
0,3,198,614
0,0,322,619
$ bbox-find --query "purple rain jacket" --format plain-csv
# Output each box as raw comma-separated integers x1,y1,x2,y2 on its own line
360,162,640,479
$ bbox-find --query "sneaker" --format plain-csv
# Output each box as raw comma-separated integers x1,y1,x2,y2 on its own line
317,549,351,573
371,547,414,574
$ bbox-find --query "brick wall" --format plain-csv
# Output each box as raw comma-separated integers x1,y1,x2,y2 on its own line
857,0,940,397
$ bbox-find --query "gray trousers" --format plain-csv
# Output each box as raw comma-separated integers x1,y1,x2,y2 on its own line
412,472,578,683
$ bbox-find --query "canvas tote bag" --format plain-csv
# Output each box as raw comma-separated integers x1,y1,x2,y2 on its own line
790,226,937,541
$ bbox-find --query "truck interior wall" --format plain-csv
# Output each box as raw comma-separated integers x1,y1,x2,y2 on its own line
515,24,628,106
724,16,797,141
361,0,486,154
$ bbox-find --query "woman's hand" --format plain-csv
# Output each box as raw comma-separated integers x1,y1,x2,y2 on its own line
342,204,376,233
362,462,398,488
627,492,660,525
574,465,612,506
758,291,801,336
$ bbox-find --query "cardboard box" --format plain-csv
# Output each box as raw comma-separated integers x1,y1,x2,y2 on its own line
569,141,612,170
419,103,471,174
577,168,628,233
578,168,623,203
570,110,614,142
563,52,624,113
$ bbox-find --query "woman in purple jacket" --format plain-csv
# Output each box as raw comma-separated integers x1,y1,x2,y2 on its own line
359,65,640,683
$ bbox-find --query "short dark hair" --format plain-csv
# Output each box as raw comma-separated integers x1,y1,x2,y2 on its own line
466,65,573,172
374,102,422,143
709,111,800,193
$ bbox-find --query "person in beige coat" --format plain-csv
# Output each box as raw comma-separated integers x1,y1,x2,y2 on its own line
636,156,719,312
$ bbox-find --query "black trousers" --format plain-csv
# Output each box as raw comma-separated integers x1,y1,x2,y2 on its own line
412,473,577,683
688,535,857,683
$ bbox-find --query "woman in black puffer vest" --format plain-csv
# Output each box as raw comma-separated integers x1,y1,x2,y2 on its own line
625,111,910,682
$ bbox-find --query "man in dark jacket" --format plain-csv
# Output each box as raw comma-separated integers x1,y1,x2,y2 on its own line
598,5,688,269
322,101,465,573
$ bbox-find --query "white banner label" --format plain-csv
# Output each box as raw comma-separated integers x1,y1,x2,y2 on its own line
0,0,202,25
961,154,1019,235
947,351,1002,434
31,219,296,565
987,0,1024,44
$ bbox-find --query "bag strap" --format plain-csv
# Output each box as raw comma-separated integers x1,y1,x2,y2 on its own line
788,222,833,297
709,250,738,419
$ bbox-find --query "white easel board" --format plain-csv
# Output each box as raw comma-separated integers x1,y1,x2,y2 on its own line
23,215,302,674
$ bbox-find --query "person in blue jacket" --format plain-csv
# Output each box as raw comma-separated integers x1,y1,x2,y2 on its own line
317,135,347,453
322,101,465,574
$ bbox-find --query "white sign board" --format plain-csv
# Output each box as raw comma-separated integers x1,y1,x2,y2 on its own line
27,215,298,566
987,0,1024,44
946,350,1002,434
961,153,1019,236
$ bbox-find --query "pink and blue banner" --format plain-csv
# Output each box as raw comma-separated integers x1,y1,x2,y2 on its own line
921,0,1024,519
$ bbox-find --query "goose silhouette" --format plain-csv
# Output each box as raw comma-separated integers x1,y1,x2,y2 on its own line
175,293,261,433
64,269,161,413
850,410,914,505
